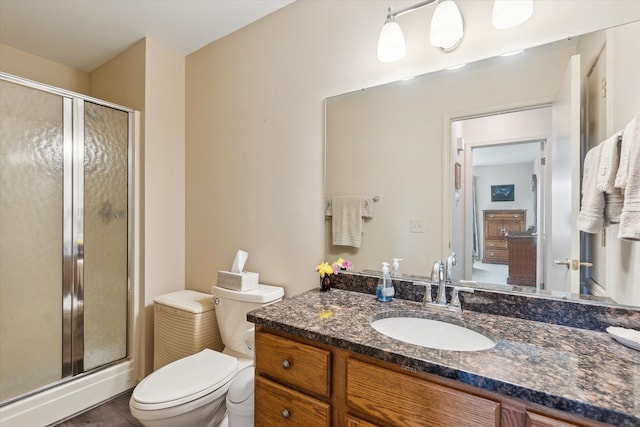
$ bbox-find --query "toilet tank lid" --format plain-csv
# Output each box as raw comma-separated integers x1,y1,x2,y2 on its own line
211,284,284,303
227,367,254,404
153,290,215,313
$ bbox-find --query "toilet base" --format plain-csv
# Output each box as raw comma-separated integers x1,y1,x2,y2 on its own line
130,390,227,427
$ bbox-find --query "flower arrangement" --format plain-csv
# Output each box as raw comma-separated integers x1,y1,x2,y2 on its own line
315,258,352,277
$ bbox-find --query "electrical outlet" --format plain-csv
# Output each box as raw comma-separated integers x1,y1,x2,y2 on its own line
410,219,425,233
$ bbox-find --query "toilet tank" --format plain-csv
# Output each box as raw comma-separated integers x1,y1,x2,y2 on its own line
153,290,224,370
211,284,284,355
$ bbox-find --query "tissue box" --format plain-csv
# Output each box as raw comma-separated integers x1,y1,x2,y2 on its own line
217,271,259,291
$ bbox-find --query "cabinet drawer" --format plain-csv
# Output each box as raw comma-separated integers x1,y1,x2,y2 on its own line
484,248,508,262
485,239,507,249
255,331,331,398
255,376,330,427
485,211,525,220
346,358,500,427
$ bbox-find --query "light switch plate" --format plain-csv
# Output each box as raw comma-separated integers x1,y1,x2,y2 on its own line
410,219,425,233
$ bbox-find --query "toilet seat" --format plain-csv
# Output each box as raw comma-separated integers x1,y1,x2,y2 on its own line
131,349,238,411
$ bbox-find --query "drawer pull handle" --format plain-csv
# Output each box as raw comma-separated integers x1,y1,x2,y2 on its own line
281,360,291,369
513,214,520,217
489,242,495,247
281,409,290,419
489,214,495,218
490,252,495,256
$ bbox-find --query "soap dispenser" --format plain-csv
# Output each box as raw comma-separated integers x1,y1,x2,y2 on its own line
376,262,394,302
391,258,402,277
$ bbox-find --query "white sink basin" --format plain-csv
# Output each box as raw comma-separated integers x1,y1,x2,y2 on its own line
371,317,495,352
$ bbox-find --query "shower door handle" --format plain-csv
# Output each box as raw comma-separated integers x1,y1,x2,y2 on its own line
72,239,85,374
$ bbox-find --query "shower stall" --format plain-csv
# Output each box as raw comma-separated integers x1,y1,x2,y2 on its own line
0,73,135,411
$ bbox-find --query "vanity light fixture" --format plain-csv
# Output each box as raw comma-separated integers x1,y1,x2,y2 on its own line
377,13,406,62
429,0,464,51
377,0,533,62
377,0,462,62
492,0,533,29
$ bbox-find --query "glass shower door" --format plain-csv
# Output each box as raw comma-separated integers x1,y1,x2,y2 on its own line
0,80,65,400
0,77,131,403
83,102,129,371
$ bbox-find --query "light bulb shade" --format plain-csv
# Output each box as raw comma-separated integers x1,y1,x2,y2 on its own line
429,0,464,50
492,0,533,29
377,18,406,62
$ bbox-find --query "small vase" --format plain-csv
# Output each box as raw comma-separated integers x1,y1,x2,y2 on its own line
320,275,332,292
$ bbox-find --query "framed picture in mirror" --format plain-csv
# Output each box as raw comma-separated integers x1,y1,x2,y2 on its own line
491,184,514,202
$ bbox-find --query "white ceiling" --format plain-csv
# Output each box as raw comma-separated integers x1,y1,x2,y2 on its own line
0,0,294,72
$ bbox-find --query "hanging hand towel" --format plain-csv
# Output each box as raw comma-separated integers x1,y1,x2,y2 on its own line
616,113,640,241
331,196,364,248
577,144,605,233
596,133,623,224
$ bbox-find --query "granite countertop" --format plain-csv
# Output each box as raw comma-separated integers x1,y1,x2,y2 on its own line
248,288,640,426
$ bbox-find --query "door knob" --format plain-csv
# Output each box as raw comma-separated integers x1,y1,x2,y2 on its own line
554,258,571,268
554,258,593,270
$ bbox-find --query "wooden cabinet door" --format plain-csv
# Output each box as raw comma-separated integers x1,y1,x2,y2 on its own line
346,358,500,427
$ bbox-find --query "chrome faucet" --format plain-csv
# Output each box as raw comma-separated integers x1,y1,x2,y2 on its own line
431,260,447,305
445,252,457,284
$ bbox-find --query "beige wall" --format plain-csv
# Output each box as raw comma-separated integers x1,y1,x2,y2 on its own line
185,1,640,298
142,39,186,374
0,43,89,94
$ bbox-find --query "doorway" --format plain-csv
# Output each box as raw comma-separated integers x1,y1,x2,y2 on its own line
450,107,550,291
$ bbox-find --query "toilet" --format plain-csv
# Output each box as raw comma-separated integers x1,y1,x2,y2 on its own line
129,284,284,427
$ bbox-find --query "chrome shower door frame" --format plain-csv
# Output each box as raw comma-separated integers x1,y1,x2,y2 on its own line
0,72,135,403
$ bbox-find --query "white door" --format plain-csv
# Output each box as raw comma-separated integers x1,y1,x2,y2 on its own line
547,54,581,295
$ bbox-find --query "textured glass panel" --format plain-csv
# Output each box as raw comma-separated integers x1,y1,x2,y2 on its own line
0,80,63,401
83,102,128,370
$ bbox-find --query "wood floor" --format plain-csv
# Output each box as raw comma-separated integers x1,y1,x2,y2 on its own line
52,389,143,427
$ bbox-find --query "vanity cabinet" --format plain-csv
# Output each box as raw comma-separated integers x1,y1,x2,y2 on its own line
483,210,526,264
255,328,601,427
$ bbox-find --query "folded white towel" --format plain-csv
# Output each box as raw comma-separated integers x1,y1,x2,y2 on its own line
595,133,623,224
596,134,621,193
331,196,364,248
577,144,605,233
616,112,640,241
604,190,623,225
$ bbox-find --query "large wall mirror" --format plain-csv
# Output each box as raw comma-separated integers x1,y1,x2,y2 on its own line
325,20,640,308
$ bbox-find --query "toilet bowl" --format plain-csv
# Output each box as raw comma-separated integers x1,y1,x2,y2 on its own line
130,284,284,427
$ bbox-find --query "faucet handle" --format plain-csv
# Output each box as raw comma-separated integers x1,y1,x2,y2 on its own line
414,281,432,304
451,286,475,311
